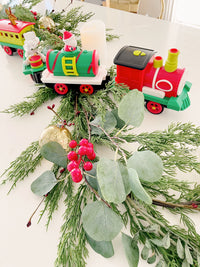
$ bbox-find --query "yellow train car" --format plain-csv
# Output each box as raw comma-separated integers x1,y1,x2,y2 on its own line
0,19,35,57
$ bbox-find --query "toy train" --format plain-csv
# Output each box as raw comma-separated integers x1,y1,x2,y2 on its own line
114,46,191,114
0,19,35,57
0,17,191,114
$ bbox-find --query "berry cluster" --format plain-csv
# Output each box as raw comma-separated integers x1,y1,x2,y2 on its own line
67,139,96,183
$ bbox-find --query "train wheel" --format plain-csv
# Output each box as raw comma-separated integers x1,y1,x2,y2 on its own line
80,84,94,95
3,46,13,56
54,83,68,95
146,101,164,114
17,49,24,58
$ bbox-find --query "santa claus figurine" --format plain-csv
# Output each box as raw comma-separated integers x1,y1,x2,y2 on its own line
63,31,77,52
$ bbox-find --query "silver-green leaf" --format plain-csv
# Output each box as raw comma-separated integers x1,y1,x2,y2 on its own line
31,170,58,196
118,162,131,195
40,141,67,168
86,233,114,258
185,244,193,265
97,158,126,204
118,90,144,127
122,233,139,267
150,232,170,249
90,111,117,136
81,201,123,241
127,151,163,182
177,239,184,259
128,168,152,204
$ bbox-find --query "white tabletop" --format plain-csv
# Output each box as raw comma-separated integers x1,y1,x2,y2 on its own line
0,1,200,267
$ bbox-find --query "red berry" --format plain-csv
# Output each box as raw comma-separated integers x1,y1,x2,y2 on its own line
87,142,94,148
52,104,55,109
60,168,65,173
27,221,31,227
86,147,94,157
30,111,35,115
83,161,93,171
67,160,79,172
78,146,88,156
69,140,78,148
71,168,82,183
47,106,52,110
79,139,89,146
87,152,96,160
67,151,78,161
192,203,198,208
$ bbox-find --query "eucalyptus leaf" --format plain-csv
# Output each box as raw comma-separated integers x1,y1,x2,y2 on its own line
144,224,160,234
182,259,190,267
86,233,114,258
156,260,166,267
90,111,117,135
97,158,126,204
150,232,170,249
81,201,123,241
111,109,126,129
141,246,150,260
147,254,156,264
177,239,184,259
118,90,144,127
122,233,139,267
118,162,131,195
85,162,98,191
128,168,152,204
185,244,193,265
40,141,67,168
127,151,163,182
31,170,58,196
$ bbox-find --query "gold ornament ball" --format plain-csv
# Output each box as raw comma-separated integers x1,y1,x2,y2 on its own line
38,16,55,31
39,125,72,151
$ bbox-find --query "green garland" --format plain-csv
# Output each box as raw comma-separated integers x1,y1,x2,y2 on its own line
1,1,200,267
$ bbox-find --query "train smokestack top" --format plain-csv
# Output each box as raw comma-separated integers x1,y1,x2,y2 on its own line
164,48,180,73
153,56,163,68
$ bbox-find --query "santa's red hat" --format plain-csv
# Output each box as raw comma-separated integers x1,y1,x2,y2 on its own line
63,31,73,41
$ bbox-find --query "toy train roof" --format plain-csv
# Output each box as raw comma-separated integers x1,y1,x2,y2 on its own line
0,19,35,33
114,46,156,70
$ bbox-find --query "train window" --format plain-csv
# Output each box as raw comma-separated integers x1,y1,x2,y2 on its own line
10,34,14,38
5,33,8,37
0,32,3,36
15,35,19,39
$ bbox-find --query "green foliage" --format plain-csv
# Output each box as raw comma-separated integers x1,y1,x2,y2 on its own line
81,201,123,241
1,141,42,192
40,141,67,168
127,151,163,182
122,233,139,267
86,233,114,258
31,170,58,196
128,168,152,205
1,87,57,117
118,90,144,127
97,158,126,204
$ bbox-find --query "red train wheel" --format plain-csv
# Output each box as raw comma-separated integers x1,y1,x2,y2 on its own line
54,83,68,95
80,84,94,95
3,46,13,56
146,101,164,114
17,49,24,58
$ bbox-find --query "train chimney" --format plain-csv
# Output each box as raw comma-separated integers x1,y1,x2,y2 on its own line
164,48,179,72
153,56,163,68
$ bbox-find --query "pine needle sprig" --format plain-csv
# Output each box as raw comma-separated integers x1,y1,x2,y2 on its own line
1,141,42,193
1,86,57,117
55,184,90,267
